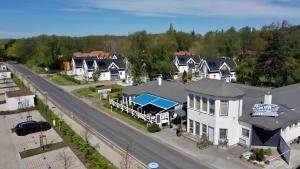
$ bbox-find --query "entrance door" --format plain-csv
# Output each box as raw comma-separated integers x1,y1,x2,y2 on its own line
208,126,214,143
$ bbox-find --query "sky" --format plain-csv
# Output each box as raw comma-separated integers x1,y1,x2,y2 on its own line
1,0,300,39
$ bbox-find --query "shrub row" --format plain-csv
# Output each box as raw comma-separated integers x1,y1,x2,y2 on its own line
36,98,116,169
0,107,37,115
147,123,161,133
57,72,81,84
12,74,27,89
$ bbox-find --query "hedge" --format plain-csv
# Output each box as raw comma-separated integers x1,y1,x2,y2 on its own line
0,107,37,115
36,98,116,169
147,123,161,133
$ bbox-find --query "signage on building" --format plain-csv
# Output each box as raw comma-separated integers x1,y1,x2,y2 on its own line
252,104,279,117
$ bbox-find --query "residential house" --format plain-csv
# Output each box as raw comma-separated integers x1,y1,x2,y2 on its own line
71,57,84,76
173,52,201,74
1,90,35,111
199,57,236,82
93,59,126,81
186,79,300,149
83,58,95,80
0,64,11,79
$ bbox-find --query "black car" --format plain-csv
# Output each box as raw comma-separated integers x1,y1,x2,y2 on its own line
15,121,51,136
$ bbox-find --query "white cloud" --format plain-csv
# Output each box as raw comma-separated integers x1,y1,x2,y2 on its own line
73,0,300,18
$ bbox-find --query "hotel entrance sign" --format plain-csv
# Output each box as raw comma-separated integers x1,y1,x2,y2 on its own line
252,104,279,117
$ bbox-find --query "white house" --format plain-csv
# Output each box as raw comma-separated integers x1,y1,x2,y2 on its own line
199,57,236,82
3,90,35,111
174,54,201,74
82,58,95,80
0,70,12,79
186,79,300,148
71,57,84,76
94,59,126,81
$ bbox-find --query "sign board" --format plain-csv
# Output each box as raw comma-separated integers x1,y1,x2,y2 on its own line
252,104,279,117
98,89,111,94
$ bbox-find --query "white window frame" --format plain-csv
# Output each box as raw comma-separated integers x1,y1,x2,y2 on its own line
202,97,207,113
220,100,229,117
189,119,194,134
241,128,250,139
189,94,194,109
209,99,215,115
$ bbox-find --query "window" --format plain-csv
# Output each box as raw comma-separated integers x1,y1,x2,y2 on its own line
220,100,228,116
242,128,250,138
189,94,194,109
195,96,200,110
195,122,200,135
209,99,215,115
202,98,207,112
202,124,207,136
219,129,228,139
189,119,194,134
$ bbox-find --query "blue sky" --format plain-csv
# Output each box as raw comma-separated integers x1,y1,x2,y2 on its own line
1,0,300,39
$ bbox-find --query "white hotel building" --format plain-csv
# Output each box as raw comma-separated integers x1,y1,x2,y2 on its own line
186,79,300,148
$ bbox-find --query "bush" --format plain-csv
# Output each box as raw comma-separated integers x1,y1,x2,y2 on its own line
257,149,265,161
89,87,96,92
264,148,273,156
147,124,161,133
249,153,256,161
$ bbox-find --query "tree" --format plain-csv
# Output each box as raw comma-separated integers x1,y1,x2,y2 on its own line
256,30,290,86
92,67,100,81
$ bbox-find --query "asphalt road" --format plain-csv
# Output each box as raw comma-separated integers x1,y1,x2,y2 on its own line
11,63,211,169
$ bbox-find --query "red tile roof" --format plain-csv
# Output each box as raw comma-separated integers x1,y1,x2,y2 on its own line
175,51,193,56
6,90,34,98
73,51,112,59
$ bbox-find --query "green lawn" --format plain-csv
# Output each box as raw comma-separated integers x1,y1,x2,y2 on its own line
71,84,122,99
20,142,66,159
45,74,79,86
94,102,148,132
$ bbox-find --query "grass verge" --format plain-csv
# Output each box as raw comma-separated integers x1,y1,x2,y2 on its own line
71,84,122,99
94,102,147,132
20,142,66,159
45,74,79,86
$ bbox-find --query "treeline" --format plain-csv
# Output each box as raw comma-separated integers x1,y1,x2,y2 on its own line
1,21,300,87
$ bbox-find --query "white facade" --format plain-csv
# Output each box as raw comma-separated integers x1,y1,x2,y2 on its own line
71,58,84,76
187,91,243,146
82,60,93,80
174,57,199,74
0,71,12,79
94,61,126,81
281,122,300,144
4,94,35,111
200,61,236,82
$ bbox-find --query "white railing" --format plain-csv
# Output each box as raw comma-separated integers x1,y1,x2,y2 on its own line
110,99,155,123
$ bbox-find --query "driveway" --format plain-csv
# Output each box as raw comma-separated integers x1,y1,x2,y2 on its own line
0,116,20,169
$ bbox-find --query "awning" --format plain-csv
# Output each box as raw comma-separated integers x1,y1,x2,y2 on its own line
132,93,178,110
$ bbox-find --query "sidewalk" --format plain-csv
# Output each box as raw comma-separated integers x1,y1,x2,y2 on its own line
0,116,20,169
148,127,259,169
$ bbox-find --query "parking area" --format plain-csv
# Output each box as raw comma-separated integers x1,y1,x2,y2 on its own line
20,147,86,169
0,110,86,169
5,110,63,152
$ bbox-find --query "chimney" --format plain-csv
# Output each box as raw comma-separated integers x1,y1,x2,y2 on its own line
157,76,162,86
264,91,272,104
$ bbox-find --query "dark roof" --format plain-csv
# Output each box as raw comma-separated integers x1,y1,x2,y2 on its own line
186,79,244,98
220,68,230,76
236,83,300,130
110,68,119,75
74,58,83,68
204,57,236,72
6,90,34,98
176,55,201,65
85,59,94,70
96,59,125,71
123,80,187,103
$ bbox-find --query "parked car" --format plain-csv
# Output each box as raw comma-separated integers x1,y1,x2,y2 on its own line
15,121,51,136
